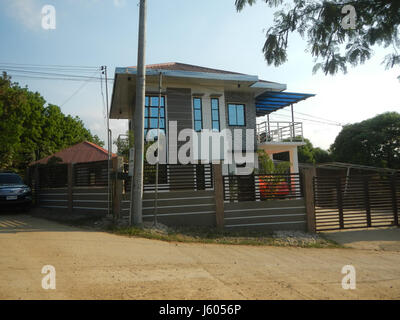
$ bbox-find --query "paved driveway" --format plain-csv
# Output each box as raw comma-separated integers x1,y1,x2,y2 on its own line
0,214,399,299
323,227,400,251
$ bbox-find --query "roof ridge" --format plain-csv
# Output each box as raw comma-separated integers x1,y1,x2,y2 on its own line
83,141,116,156
127,62,245,75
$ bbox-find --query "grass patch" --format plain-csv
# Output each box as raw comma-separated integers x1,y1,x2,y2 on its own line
109,225,342,248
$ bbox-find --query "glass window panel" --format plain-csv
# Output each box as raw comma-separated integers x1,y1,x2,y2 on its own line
159,119,165,129
212,109,219,121
194,109,202,121
211,98,219,110
193,98,201,109
145,96,149,106
228,105,237,125
212,121,220,131
160,107,165,117
237,105,245,125
150,107,159,117
150,118,158,129
145,107,148,117
194,120,202,132
150,97,159,107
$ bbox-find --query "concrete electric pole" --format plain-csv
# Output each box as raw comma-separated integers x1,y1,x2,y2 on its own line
130,0,147,226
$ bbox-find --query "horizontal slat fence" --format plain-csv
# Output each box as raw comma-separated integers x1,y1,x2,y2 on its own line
314,175,399,231
124,163,213,192
224,199,307,231
74,160,109,187
30,161,111,215
120,190,216,227
38,164,68,188
223,173,302,202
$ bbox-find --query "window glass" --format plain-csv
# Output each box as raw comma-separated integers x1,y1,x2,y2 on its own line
144,95,166,140
194,120,202,132
193,98,203,132
212,121,220,131
228,105,237,125
211,98,220,132
228,104,245,126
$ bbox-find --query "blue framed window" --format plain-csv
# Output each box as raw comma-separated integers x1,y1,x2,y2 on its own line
144,96,165,138
193,97,203,132
211,98,220,131
228,104,245,126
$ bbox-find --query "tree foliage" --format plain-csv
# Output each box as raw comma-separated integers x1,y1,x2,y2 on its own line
0,73,104,173
273,138,332,164
330,112,400,169
235,0,400,75
256,149,291,173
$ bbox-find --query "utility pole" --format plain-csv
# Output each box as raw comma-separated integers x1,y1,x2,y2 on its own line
153,72,163,226
102,65,111,218
130,0,147,226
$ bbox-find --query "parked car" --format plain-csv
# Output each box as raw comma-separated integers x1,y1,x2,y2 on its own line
0,172,32,211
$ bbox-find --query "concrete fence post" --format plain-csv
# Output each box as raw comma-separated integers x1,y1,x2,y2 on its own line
67,163,74,213
303,168,316,233
113,156,124,221
213,164,224,229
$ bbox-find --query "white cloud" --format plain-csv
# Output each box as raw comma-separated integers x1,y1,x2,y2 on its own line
113,0,126,8
4,0,42,30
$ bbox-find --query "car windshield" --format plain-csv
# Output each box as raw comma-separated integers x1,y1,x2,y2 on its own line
0,174,23,185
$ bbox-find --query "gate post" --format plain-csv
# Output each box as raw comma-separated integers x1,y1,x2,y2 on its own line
113,156,124,220
303,168,316,233
213,164,224,229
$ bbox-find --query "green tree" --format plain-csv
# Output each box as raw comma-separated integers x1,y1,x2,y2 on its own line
330,112,400,169
235,0,400,75
256,149,291,173
273,138,332,164
0,73,104,174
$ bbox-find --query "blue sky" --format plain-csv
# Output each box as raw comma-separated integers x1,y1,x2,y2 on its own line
1,0,399,152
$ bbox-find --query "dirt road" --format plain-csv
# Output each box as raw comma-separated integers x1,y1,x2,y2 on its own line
0,214,399,299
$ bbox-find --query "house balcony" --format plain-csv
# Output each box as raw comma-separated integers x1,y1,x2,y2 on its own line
256,121,304,144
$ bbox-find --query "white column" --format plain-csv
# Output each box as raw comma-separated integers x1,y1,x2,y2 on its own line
289,147,299,174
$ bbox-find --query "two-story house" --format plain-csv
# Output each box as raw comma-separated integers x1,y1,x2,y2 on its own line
109,62,314,175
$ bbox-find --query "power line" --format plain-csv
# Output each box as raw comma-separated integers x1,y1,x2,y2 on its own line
279,108,342,126
0,62,98,69
60,71,99,107
5,74,114,82
269,112,342,127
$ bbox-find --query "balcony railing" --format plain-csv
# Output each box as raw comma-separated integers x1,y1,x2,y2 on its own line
256,121,304,143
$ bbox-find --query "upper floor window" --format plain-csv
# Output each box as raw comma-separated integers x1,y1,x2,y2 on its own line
228,103,245,126
211,98,220,132
193,97,203,132
144,96,165,138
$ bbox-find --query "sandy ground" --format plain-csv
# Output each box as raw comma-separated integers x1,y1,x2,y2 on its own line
0,214,399,300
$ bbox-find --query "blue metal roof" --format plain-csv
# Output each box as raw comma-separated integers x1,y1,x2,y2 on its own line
255,91,315,116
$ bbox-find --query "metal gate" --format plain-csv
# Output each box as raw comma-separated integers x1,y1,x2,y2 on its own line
314,175,399,231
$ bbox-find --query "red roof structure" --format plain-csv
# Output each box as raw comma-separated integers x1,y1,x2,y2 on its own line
30,141,116,165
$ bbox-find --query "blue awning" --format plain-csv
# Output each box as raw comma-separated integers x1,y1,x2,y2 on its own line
255,91,315,116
